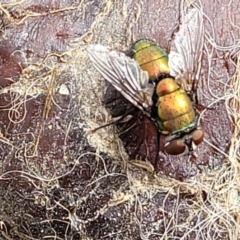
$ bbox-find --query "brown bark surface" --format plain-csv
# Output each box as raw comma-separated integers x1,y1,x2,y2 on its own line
0,0,239,239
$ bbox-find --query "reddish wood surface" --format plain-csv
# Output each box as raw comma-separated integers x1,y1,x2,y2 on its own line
0,0,238,239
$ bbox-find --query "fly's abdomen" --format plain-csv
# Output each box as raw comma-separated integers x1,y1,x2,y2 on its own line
156,78,195,134
132,40,169,80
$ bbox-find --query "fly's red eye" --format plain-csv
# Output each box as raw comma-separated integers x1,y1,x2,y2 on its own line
192,129,204,146
164,139,186,155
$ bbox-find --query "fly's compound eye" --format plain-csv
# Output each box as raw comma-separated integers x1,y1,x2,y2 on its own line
164,139,186,155
192,129,204,146
165,129,204,155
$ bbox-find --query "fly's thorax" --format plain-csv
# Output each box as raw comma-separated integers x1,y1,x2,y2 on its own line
156,78,195,134
132,39,169,80
156,77,179,96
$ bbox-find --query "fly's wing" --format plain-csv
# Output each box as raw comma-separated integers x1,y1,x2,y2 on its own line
168,1,204,93
88,44,154,118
